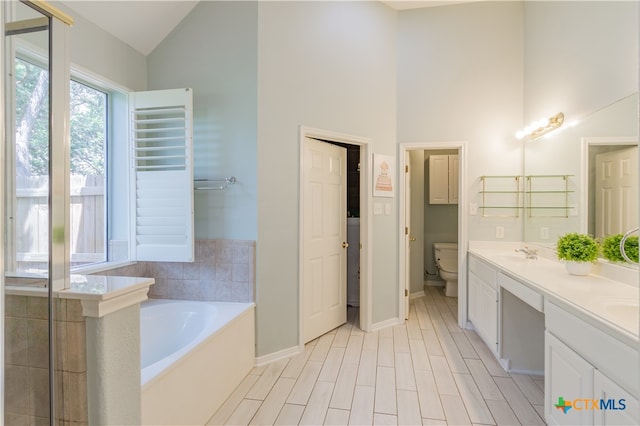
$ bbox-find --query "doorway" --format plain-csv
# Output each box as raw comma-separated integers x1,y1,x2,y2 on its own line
299,127,372,347
399,142,467,327
582,137,638,237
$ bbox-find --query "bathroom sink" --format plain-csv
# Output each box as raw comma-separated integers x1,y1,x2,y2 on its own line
604,300,639,318
495,254,537,263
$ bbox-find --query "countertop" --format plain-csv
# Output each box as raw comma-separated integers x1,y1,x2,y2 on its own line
468,242,639,346
6,274,155,318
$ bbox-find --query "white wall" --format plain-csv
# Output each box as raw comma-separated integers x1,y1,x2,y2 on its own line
54,2,147,91
147,1,258,240
523,1,638,123
397,1,525,243
522,1,638,244
256,1,397,355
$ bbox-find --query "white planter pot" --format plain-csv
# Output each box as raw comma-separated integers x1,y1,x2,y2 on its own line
565,261,592,276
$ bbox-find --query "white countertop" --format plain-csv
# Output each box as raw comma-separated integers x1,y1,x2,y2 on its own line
6,274,155,318
468,243,639,345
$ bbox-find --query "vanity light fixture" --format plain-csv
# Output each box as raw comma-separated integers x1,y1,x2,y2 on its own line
515,112,565,140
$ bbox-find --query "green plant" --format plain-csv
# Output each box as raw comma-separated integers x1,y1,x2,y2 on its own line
602,234,639,263
556,233,599,262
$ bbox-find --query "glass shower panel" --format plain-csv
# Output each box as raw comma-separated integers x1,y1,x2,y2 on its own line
4,2,52,424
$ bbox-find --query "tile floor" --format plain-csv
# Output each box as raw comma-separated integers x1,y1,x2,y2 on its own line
208,286,546,425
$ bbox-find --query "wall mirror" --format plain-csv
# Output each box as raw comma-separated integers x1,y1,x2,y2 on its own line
524,92,638,262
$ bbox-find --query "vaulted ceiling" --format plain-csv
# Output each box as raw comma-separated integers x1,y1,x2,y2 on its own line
57,0,480,56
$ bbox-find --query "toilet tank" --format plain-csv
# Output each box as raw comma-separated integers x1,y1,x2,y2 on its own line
434,242,458,270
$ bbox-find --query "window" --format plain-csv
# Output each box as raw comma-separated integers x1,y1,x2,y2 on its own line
11,57,108,273
8,52,193,276
69,79,107,267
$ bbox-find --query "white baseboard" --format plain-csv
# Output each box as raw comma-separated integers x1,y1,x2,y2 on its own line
255,345,302,367
509,367,544,376
370,317,403,332
410,291,425,300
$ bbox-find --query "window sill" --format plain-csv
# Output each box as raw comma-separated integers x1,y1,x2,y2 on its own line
71,260,137,275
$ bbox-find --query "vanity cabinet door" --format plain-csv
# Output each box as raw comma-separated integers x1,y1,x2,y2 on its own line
545,331,594,426
594,370,639,426
468,271,498,355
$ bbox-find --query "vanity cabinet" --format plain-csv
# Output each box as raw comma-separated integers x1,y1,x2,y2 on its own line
429,154,458,204
594,371,639,425
545,301,639,426
467,255,498,355
545,331,595,426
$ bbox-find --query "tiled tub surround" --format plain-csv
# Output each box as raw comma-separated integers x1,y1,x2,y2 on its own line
102,239,256,303
5,276,154,426
5,296,88,425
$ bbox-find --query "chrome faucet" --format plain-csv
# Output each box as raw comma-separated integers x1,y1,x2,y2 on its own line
515,246,538,260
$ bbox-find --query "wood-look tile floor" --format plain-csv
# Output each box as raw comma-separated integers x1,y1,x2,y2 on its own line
207,286,546,426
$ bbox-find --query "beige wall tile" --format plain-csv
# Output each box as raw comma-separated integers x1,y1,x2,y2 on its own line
27,298,48,320
6,296,27,318
5,365,29,414
28,367,50,418
64,372,88,422
6,317,28,366
65,322,87,373
66,300,84,323
27,319,49,369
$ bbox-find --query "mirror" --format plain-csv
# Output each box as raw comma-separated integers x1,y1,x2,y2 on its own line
524,93,638,251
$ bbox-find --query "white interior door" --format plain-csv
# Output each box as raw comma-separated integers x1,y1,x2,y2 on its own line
404,151,411,320
595,146,639,237
303,138,347,343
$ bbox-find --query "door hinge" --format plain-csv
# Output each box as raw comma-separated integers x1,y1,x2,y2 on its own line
405,165,409,173
405,227,409,235
405,289,408,297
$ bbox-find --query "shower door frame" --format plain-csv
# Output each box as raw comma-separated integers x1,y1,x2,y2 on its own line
2,0,72,421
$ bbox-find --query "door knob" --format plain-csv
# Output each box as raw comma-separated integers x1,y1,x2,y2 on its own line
342,242,349,248
409,236,416,242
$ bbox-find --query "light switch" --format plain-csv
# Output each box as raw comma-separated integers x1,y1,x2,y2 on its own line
374,202,383,215
469,202,478,215
541,227,549,240
496,226,504,239
384,203,391,215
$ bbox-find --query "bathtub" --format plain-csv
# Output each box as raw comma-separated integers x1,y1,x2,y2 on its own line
140,299,255,425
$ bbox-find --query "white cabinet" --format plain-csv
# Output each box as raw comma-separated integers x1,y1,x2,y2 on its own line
468,255,498,355
429,154,458,204
594,370,639,425
545,300,639,426
545,331,595,426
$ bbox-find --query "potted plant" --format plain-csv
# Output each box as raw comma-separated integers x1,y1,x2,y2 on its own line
556,232,599,275
602,233,639,263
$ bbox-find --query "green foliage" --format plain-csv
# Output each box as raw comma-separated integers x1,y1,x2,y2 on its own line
556,233,599,262
601,234,639,263
15,58,106,176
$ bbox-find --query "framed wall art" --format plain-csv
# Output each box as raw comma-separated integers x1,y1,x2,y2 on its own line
373,153,394,197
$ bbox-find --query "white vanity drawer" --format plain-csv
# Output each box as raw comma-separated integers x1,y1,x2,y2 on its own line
468,254,497,289
546,300,639,397
497,272,543,312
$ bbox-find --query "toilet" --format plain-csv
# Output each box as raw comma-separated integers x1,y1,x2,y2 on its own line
433,242,458,297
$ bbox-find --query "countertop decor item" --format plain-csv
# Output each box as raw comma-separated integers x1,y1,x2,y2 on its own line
602,233,639,263
556,232,599,275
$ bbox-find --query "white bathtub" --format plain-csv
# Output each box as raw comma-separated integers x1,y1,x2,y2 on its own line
140,299,255,425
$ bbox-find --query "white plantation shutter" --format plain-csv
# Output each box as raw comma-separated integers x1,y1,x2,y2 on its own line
130,88,194,262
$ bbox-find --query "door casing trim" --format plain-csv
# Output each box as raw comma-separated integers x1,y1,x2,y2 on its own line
398,141,468,328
